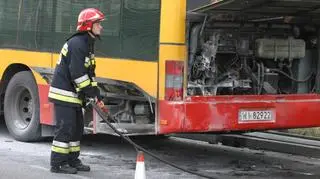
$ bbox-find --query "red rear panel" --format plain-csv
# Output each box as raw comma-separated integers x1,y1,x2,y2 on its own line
158,94,320,134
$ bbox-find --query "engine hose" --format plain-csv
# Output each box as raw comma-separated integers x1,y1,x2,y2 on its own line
287,67,295,93
89,101,217,179
260,62,265,94
257,63,261,94
268,68,313,83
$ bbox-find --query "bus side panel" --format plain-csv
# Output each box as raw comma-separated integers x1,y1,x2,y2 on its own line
0,50,53,126
158,44,186,134
31,70,54,125
158,0,187,133
38,84,53,125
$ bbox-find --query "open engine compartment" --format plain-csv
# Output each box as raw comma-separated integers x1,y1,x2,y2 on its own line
187,18,318,96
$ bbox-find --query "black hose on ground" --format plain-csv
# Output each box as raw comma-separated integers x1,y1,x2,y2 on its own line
89,101,217,179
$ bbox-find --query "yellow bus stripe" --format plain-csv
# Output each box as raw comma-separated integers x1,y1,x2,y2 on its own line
158,0,187,100
52,53,158,98
0,49,158,98
95,57,157,98
0,49,51,85
160,0,186,44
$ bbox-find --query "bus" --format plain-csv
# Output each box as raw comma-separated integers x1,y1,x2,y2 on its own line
1,0,320,142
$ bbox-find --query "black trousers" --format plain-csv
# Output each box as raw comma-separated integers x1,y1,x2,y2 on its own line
50,104,84,167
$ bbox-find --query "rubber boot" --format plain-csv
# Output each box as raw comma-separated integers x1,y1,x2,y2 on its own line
50,164,77,174
70,163,90,172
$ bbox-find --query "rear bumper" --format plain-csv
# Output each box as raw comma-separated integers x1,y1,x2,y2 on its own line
158,94,320,134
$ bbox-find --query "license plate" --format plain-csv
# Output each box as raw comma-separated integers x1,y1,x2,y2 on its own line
238,109,275,122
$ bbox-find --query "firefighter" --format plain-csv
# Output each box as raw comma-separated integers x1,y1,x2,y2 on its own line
48,8,106,174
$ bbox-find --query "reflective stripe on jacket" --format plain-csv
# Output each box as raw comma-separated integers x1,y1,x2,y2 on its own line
48,32,100,107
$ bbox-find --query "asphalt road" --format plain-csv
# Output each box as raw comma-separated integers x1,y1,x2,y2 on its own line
0,119,320,179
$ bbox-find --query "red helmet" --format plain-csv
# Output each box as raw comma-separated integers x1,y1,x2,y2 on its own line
77,8,105,32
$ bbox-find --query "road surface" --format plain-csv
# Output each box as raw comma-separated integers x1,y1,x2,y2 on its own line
0,119,320,179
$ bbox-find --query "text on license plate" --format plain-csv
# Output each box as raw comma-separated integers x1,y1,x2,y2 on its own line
238,110,275,122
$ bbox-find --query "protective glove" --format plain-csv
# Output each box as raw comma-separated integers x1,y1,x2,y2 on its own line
95,98,109,113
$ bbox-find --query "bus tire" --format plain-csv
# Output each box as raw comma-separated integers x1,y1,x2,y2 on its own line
4,71,41,142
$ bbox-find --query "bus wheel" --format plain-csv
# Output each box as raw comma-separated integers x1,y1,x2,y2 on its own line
4,71,41,142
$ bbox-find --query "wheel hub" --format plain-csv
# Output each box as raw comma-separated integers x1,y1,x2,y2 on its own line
14,88,33,130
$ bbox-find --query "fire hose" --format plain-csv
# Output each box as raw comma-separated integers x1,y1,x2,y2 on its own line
88,100,217,179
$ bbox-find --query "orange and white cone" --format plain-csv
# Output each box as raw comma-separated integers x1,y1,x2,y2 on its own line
134,151,146,179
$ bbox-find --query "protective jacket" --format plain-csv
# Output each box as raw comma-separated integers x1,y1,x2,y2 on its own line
48,32,100,107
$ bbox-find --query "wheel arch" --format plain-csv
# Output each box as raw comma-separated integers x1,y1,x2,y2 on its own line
0,63,48,117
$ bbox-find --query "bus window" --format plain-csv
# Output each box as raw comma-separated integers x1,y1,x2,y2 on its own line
0,0,20,48
95,0,122,58
0,0,54,52
94,0,161,61
120,0,160,61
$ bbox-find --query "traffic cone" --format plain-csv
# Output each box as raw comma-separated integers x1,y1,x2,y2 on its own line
134,151,146,179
